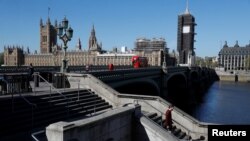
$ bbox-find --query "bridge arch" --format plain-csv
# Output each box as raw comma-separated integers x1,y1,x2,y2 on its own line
189,71,199,82
201,70,206,78
113,78,160,96
165,73,188,107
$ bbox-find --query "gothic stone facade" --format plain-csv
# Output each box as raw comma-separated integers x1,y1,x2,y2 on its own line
4,46,24,66
4,18,169,67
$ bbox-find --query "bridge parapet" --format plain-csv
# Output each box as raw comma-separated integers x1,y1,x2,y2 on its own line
0,66,60,73
0,73,31,94
68,65,133,72
190,66,201,72
166,67,189,74
0,65,133,73
0,66,28,73
90,67,162,82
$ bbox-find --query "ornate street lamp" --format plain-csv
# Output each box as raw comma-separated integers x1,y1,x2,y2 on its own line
57,16,73,73
162,45,168,73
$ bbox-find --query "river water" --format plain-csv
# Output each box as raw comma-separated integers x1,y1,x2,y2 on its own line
191,81,250,124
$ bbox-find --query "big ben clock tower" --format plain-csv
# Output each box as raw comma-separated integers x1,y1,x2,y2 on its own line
177,0,196,64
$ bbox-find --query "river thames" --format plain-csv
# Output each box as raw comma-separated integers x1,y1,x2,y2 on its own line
191,81,250,124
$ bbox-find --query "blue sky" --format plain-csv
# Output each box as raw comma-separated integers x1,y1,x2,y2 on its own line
1,0,250,57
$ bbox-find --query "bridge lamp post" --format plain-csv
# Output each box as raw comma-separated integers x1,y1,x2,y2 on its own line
162,47,168,73
57,16,73,73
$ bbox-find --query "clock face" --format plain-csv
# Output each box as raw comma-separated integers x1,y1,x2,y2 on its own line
183,26,190,33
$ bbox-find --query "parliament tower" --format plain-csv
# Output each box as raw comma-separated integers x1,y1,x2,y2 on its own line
40,17,58,54
177,0,196,64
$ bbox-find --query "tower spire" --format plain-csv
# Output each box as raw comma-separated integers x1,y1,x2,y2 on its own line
91,24,95,36
47,7,51,24
185,0,190,14
48,7,50,18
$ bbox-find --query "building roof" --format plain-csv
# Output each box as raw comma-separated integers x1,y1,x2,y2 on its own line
219,41,250,55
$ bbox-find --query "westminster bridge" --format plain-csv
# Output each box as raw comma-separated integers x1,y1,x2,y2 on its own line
0,65,218,109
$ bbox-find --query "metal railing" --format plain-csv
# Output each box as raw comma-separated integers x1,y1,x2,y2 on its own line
75,81,101,116
33,72,95,118
31,130,45,141
0,73,30,94
0,65,134,74
33,72,71,117
1,78,36,123
3,75,38,128
17,92,37,127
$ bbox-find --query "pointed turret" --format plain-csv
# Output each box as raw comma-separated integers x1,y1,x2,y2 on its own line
89,24,97,49
27,47,30,54
234,40,239,47
88,24,102,52
55,20,58,27
91,24,95,36
100,42,102,48
40,18,43,26
76,38,82,51
47,7,51,24
184,0,190,14
47,17,51,24
223,41,228,48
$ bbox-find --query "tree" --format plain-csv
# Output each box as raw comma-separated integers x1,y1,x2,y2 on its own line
195,58,206,67
211,61,218,68
0,52,4,66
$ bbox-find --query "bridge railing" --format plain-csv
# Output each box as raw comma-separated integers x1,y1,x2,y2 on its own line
68,65,133,72
166,66,190,73
0,66,28,73
0,73,31,95
89,67,162,82
0,73,37,128
0,66,60,73
0,65,134,74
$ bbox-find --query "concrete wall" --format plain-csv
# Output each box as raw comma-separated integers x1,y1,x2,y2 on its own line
219,74,250,82
238,75,250,82
117,94,208,140
66,73,209,141
67,73,120,107
219,75,236,81
136,116,179,141
46,105,137,141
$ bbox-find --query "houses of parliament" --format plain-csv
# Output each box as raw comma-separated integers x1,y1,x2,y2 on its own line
4,17,174,67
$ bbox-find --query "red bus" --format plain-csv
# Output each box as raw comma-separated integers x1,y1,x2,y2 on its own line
131,56,148,68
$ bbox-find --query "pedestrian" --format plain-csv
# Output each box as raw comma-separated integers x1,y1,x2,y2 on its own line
164,104,174,130
85,64,89,72
108,63,114,71
29,63,34,80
